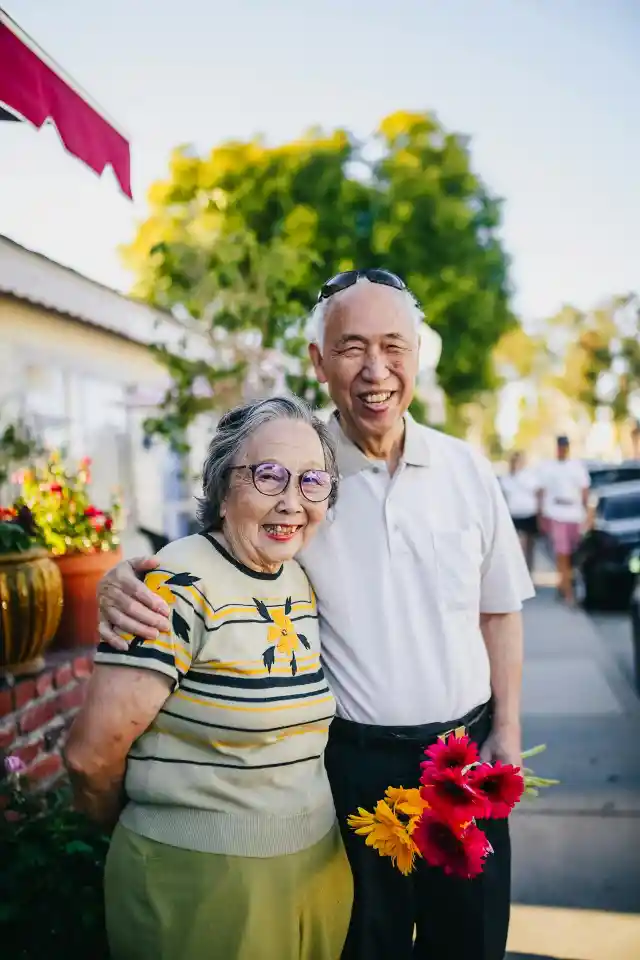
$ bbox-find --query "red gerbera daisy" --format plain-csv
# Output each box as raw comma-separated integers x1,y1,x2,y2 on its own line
468,761,525,819
422,733,479,773
413,811,492,879
419,766,486,822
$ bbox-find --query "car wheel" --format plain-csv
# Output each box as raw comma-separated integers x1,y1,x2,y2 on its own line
575,568,598,610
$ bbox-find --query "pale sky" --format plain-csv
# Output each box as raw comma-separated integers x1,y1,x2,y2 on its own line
1,0,639,325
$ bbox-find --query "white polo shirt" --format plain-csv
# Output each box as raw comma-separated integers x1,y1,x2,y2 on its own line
298,414,535,726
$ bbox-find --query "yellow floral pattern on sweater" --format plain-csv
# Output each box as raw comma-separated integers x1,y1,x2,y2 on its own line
254,597,311,675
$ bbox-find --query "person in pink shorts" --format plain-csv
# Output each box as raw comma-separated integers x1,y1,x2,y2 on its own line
536,436,590,604
549,516,582,558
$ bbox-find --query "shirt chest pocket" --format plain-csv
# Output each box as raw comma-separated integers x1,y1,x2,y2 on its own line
431,528,482,612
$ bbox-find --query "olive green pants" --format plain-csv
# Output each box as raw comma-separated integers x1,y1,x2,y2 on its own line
105,823,353,960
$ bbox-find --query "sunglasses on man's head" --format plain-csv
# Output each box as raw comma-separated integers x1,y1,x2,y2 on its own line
317,269,407,302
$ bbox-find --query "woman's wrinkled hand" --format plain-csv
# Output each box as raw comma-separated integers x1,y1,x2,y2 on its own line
97,556,171,650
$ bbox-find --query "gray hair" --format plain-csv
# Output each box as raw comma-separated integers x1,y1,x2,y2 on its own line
308,276,425,349
197,395,338,531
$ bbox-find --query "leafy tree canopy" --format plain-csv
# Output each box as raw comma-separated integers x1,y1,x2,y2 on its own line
122,111,516,450
495,295,640,455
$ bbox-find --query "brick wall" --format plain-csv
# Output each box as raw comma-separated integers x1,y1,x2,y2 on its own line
0,651,94,789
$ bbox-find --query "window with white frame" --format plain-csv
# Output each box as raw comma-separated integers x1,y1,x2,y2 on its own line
20,359,131,514
22,363,70,451
67,374,129,511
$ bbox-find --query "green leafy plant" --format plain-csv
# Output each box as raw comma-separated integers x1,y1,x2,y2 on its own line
0,757,110,958
0,419,44,488
16,454,121,556
0,506,40,555
0,520,33,555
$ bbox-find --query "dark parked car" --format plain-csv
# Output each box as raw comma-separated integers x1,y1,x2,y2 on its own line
585,460,640,490
630,549,640,695
574,481,640,609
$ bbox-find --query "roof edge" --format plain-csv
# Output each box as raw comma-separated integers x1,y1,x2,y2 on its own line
0,231,181,325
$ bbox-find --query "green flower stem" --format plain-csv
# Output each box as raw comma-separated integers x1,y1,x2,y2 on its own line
520,744,560,796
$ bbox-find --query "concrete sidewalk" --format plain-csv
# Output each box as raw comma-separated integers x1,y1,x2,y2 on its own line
507,904,640,960
508,552,640,955
518,587,640,800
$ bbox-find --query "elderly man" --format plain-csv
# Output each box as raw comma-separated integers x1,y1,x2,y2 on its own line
98,269,534,960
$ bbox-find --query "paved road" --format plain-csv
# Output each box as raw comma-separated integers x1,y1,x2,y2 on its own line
590,609,636,694
505,558,640,958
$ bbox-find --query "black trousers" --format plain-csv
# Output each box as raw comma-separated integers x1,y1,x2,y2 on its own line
325,704,511,960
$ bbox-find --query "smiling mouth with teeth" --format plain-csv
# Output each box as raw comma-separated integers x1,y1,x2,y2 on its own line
263,524,302,541
360,391,394,405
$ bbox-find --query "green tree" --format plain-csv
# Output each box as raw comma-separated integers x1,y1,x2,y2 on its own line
494,326,548,382
495,297,640,454
123,112,515,449
546,298,640,425
370,112,515,407
610,295,640,422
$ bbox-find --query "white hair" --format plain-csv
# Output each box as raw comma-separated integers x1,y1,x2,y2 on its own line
307,276,425,349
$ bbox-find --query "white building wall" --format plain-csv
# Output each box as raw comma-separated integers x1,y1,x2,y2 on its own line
0,296,179,556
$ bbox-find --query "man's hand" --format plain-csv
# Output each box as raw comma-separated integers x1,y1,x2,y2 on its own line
479,722,522,769
97,556,171,650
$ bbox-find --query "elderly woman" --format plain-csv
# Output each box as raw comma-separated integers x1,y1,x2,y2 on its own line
64,396,353,960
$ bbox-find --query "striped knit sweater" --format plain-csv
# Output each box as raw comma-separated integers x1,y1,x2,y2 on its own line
94,533,337,857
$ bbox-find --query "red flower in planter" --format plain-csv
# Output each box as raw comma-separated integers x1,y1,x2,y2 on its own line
84,505,107,530
16,454,121,559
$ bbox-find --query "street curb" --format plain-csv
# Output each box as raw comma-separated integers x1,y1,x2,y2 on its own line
507,955,565,959
513,788,640,816
507,904,640,960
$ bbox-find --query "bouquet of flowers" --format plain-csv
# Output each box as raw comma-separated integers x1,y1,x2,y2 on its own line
347,733,557,879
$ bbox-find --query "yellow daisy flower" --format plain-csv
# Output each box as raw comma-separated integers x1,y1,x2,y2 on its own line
347,799,418,876
385,786,430,820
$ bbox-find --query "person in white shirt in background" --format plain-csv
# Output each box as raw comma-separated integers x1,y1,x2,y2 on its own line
500,451,539,571
536,435,590,605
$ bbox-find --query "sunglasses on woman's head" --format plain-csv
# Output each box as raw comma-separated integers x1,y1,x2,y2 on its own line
228,462,335,503
317,269,407,302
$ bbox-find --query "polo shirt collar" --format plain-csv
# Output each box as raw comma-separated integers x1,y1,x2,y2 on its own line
329,411,431,479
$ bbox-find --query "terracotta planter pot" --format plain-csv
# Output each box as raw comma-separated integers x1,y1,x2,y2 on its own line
0,548,63,676
52,548,122,651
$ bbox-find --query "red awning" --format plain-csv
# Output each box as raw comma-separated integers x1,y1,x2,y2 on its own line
0,9,131,197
